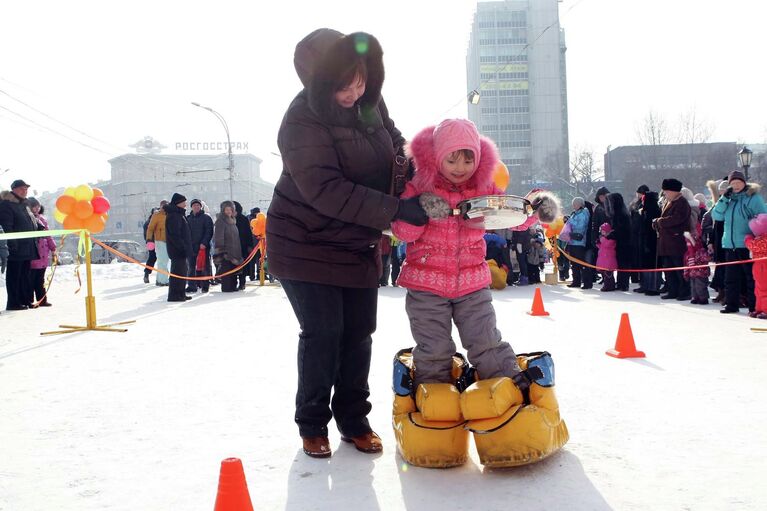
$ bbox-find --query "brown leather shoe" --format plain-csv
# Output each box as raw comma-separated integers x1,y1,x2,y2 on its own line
341,431,383,453
302,436,331,458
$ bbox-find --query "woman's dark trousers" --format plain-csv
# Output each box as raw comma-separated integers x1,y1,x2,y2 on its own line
724,248,755,311
280,279,377,439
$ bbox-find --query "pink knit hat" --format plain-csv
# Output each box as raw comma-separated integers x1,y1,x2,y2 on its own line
432,119,481,173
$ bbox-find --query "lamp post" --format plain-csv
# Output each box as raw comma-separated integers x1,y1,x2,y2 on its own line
191,102,234,202
738,145,752,180
468,89,481,105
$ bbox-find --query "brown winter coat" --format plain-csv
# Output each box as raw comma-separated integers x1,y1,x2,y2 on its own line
214,214,243,265
266,29,404,288
655,195,691,257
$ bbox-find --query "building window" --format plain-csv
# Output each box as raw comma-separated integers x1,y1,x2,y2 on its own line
480,56,496,63
499,89,528,96
498,54,527,63
478,21,495,28
479,39,496,45
498,72,529,80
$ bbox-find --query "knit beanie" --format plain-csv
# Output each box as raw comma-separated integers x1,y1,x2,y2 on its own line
432,119,481,173
170,192,186,205
727,170,746,184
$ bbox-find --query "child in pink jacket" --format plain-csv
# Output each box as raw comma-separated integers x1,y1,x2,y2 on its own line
595,222,617,292
391,118,556,387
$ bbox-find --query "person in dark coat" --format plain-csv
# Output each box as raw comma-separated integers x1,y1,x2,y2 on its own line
164,193,193,302
604,192,633,291
213,201,243,293
186,199,213,293
653,179,692,300
233,201,253,291
266,28,429,458
638,191,662,295
629,185,649,286
0,179,39,310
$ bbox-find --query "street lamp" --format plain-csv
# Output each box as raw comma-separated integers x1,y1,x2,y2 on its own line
738,145,752,180
468,89,481,105
191,102,234,201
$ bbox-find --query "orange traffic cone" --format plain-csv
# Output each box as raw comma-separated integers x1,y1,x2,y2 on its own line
213,458,254,511
527,287,550,316
606,313,645,359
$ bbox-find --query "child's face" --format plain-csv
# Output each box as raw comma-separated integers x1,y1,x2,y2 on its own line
439,151,475,185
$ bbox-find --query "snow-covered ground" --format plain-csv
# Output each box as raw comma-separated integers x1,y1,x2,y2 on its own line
1,262,765,510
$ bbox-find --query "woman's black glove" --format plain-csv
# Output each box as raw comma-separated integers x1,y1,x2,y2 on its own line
395,195,429,226
722,187,734,199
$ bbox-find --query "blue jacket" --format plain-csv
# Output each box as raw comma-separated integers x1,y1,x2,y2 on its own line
566,207,590,247
712,184,766,249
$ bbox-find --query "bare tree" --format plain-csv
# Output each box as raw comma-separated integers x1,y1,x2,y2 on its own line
676,108,714,144
568,148,603,200
636,110,671,146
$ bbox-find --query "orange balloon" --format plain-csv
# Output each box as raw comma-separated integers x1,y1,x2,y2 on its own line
63,215,85,230
74,200,94,219
56,195,76,214
83,214,106,233
92,187,104,198
492,161,510,191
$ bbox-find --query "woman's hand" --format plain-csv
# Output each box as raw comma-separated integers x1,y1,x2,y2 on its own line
395,196,429,226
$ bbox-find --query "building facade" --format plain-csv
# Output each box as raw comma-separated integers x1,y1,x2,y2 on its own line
604,142,740,197
467,0,569,193
37,137,274,244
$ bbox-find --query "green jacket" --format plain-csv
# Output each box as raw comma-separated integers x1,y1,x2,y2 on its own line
712,184,766,249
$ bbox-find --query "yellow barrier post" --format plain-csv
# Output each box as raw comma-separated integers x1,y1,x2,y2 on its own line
544,236,559,285
41,232,136,336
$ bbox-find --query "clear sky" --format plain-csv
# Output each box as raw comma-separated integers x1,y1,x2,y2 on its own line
1,0,765,195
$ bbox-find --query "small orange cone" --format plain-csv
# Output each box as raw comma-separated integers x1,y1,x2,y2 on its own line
606,313,645,359
213,458,254,511
527,287,550,316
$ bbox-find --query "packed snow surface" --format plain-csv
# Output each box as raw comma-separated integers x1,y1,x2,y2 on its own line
1,264,765,510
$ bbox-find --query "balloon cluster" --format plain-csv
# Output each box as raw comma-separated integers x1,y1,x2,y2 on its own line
544,217,565,239
53,184,111,234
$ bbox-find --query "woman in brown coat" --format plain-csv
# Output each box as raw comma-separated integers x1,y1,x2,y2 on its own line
213,201,243,293
266,29,429,458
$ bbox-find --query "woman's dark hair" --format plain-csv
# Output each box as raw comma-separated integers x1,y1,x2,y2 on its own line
605,192,630,234
335,58,368,92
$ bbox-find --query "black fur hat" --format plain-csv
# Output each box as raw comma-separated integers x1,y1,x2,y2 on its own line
661,178,683,192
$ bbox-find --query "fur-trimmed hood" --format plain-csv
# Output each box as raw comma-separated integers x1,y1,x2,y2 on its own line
405,123,499,193
1,190,22,203
293,28,384,125
743,183,762,196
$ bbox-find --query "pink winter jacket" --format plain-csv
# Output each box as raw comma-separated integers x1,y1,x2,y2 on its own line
391,126,502,299
595,236,617,270
31,214,56,270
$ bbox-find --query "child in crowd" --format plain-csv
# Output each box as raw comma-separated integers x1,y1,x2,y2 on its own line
683,228,711,304
527,235,546,284
391,118,559,387
596,222,617,292
745,214,767,318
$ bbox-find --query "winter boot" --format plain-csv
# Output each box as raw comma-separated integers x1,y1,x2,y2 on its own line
392,349,471,468
464,352,569,468
518,275,530,286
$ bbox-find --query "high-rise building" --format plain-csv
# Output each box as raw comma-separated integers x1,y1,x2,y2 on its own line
467,0,569,193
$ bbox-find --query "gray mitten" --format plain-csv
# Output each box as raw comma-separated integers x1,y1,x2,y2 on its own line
419,193,451,219
530,191,561,223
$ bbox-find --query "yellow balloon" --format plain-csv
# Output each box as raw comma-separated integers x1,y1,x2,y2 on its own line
53,208,67,224
74,184,94,201
63,186,77,198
